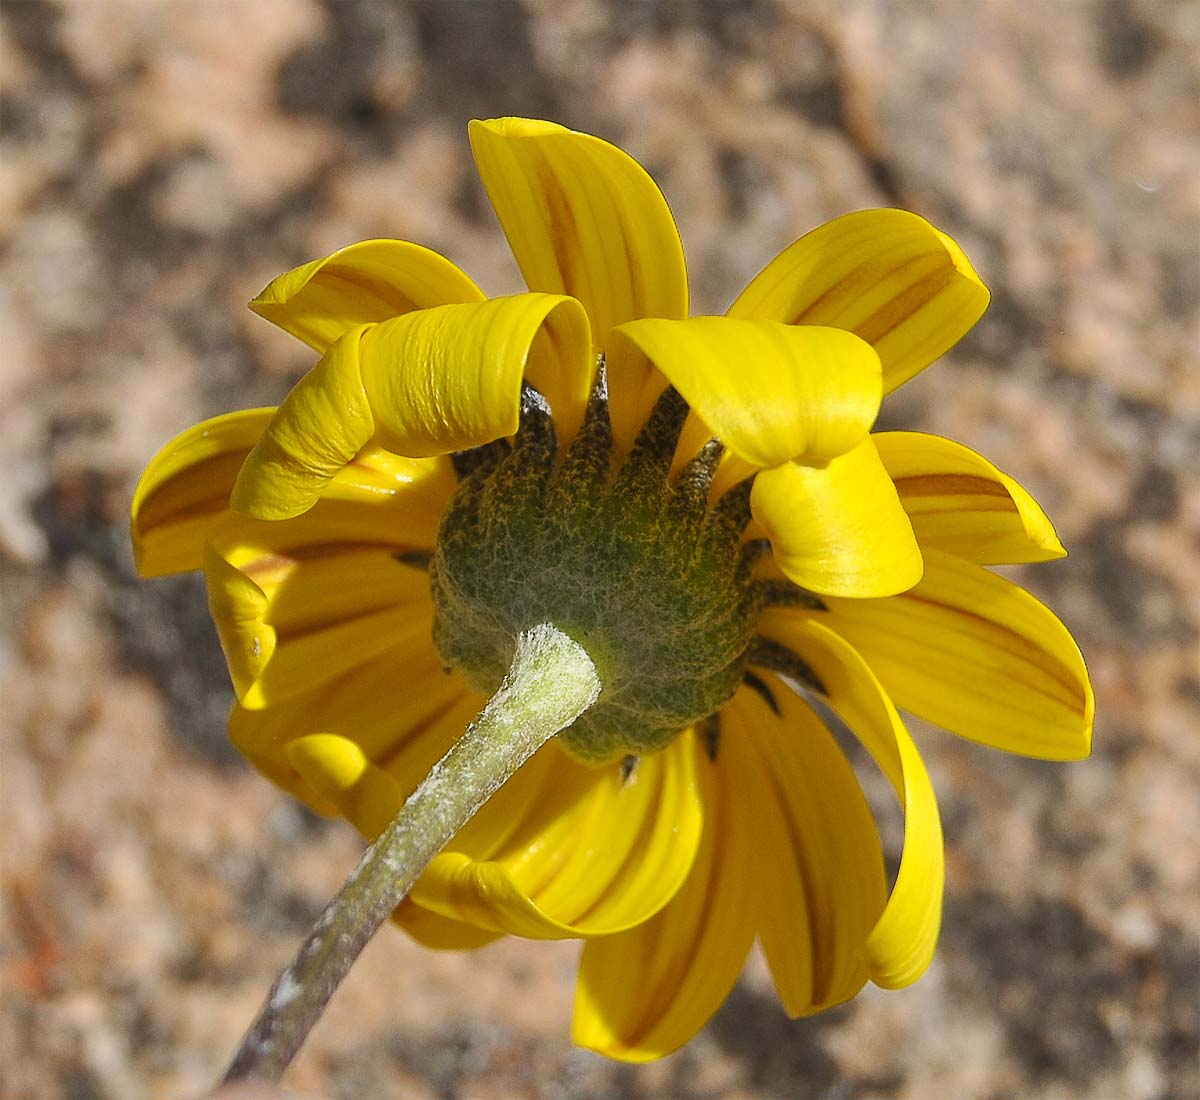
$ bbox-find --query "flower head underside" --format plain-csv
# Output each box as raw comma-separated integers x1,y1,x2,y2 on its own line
131,118,1093,1061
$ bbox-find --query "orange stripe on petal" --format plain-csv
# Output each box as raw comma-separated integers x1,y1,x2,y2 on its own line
250,238,485,353
729,209,989,393
469,118,688,345
572,734,757,1061
229,645,483,825
204,514,439,709
876,431,1066,564
754,616,945,989
131,409,275,577
817,548,1093,760
411,734,703,941
724,682,887,1015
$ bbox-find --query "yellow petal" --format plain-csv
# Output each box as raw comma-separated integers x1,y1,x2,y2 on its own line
250,239,485,353
229,643,482,825
469,117,688,345
326,442,457,507
816,548,1093,760
222,456,454,563
724,680,887,1015
610,318,881,468
391,900,503,950
230,324,376,520
754,615,944,989
204,542,276,709
572,734,758,1062
751,437,923,597
360,293,593,458
285,732,410,839
232,293,590,520
321,448,457,547
131,407,456,577
131,409,274,577
729,209,990,393
411,733,703,940
876,431,1066,563
204,512,439,709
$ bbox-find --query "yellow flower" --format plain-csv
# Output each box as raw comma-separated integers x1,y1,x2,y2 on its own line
131,118,1093,1061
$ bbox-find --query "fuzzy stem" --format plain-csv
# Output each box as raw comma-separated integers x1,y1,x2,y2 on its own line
220,623,600,1086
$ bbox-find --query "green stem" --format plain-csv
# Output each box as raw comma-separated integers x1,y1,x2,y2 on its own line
220,623,600,1087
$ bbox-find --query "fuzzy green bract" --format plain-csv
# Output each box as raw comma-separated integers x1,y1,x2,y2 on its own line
433,377,763,763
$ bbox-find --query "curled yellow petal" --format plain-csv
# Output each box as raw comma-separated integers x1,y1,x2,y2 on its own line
285,733,410,840
360,293,592,457
610,318,881,468
132,406,457,576
319,446,457,541
756,615,944,989
469,117,688,349
231,324,376,520
724,681,887,1016
751,437,923,597
250,238,485,353
203,511,439,709
411,734,703,940
232,293,591,520
572,735,757,1061
729,209,990,392
229,643,481,821
876,431,1066,563
204,540,276,705
131,408,274,577
391,900,503,950
819,548,1094,760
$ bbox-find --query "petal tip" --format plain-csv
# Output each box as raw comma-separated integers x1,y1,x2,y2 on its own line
470,116,568,140
1040,532,1068,560
935,226,991,297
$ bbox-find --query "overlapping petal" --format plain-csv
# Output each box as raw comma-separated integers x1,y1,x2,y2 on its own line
234,647,477,803
572,734,758,1061
227,628,480,819
131,405,455,586
469,117,688,344
610,318,881,468
469,118,690,453
250,239,486,353
726,680,888,1016
283,690,490,841
729,209,990,393
751,437,923,597
814,548,1093,759
232,293,591,520
204,509,443,709
131,408,274,577
754,615,945,988
876,431,1065,563
392,899,504,950
409,735,704,941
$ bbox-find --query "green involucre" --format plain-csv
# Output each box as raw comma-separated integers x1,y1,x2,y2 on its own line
431,379,765,764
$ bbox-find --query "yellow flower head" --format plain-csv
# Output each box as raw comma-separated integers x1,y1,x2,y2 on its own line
131,118,1093,1061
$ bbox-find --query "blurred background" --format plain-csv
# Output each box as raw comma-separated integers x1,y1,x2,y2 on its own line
1,1,1197,1098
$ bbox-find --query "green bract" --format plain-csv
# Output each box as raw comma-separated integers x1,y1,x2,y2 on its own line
433,377,766,764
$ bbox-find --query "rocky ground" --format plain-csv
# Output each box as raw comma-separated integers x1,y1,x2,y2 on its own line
1,1,1197,1098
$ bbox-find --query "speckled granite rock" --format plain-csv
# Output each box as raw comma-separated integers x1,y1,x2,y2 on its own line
1,2,1196,1098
